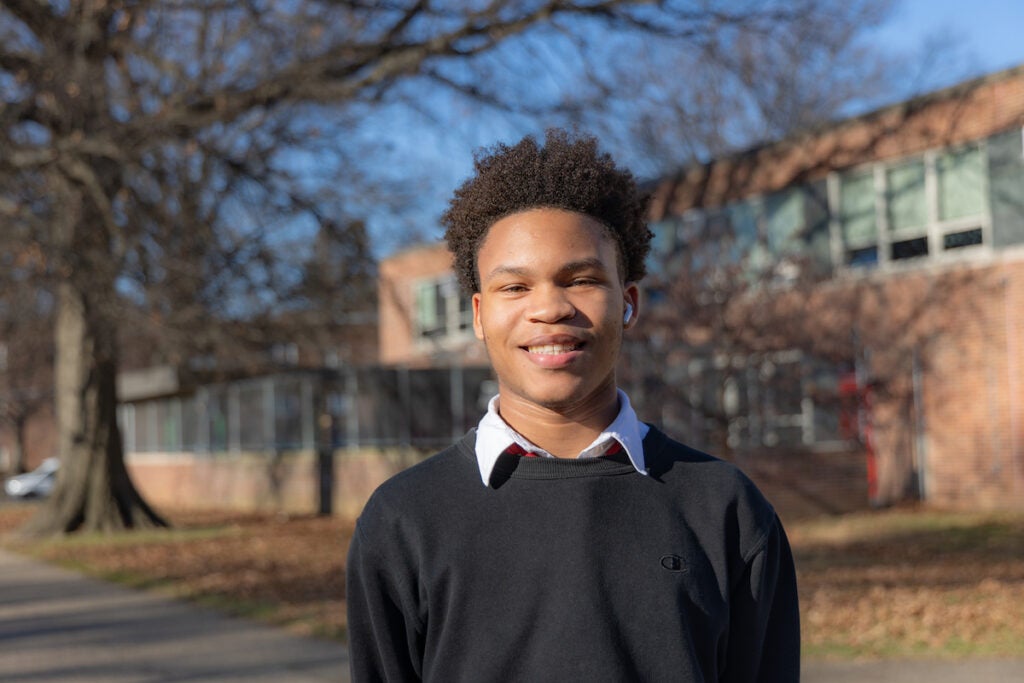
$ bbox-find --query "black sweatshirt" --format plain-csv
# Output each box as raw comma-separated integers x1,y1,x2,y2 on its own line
347,426,800,682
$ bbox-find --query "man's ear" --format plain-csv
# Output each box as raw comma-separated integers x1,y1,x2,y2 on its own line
623,282,640,329
472,292,485,341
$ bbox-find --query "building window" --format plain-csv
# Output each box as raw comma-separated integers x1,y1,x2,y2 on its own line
274,375,305,449
839,169,878,266
765,188,806,256
886,158,928,260
760,355,807,447
415,276,472,340
683,352,849,451
726,201,759,262
662,188,823,282
836,142,988,268
937,145,985,221
238,380,268,450
206,386,229,451
943,228,983,249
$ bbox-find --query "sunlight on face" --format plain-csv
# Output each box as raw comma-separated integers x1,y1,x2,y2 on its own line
473,208,638,416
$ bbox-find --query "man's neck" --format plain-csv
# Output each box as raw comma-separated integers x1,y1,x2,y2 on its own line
496,386,620,459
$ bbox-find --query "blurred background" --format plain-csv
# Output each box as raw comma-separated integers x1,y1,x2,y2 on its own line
1,0,1023,666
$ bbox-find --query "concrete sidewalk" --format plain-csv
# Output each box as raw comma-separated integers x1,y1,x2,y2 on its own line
4,546,1023,682
0,548,349,683
804,658,1024,682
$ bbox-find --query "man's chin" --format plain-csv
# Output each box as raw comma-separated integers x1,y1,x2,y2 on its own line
530,396,578,412
521,385,599,413
498,372,615,414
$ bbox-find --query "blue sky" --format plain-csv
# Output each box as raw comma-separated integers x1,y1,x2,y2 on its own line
876,0,1024,82
372,1,1024,256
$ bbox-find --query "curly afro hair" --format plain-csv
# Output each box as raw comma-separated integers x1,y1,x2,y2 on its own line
441,128,652,294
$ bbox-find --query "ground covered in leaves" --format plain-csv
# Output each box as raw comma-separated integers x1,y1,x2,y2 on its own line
791,507,1024,659
0,504,352,640
2,502,1023,658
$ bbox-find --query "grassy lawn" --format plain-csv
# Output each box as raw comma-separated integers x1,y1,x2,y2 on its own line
2,501,1023,659
790,507,1024,659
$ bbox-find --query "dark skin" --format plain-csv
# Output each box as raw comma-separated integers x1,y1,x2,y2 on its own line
472,208,639,457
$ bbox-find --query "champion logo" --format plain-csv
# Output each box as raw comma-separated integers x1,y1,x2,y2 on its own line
660,554,687,572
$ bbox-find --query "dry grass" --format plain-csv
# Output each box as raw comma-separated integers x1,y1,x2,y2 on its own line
791,506,1024,659
2,501,1023,659
0,503,353,640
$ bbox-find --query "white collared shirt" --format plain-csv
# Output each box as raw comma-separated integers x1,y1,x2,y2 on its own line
473,389,649,486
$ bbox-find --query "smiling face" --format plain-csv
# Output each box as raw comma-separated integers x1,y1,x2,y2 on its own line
473,208,638,420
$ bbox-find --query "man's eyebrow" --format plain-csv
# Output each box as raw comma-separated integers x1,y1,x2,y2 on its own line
558,258,609,275
483,258,609,283
483,264,532,282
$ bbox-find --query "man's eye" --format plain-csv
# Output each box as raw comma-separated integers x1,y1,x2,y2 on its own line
571,278,597,286
501,284,527,293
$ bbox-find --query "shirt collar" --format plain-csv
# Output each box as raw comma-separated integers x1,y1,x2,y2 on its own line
473,389,649,487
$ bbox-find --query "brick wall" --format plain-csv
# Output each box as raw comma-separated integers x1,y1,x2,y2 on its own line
650,66,1024,218
126,444,869,523
127,447,432,521
679,252,1024,511
919,256,1024,509
377,242,489,367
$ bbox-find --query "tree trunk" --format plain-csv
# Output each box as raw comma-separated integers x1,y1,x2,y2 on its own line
23,280,167,535
12,414,27,475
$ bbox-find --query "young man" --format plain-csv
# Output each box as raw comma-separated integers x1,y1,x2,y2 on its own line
347,130,800,681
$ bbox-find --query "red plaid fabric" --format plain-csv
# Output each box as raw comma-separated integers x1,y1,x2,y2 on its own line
504,443,539,458
503,440,623,458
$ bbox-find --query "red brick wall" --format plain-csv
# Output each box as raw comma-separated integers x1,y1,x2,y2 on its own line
127,447,431,521
698,254,1024,511
920,256,1024,509
650,66,1024,217
378,243,450,365
377,242,488,367
126,443,871,523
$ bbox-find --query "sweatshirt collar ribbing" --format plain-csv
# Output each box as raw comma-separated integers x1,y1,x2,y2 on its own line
473,389,649,487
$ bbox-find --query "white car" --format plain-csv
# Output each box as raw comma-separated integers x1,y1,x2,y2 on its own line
4,458,59,499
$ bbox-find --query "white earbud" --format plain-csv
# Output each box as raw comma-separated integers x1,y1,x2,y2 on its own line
623,303,633,324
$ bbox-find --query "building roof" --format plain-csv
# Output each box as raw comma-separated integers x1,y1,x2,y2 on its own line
649,64,1024,220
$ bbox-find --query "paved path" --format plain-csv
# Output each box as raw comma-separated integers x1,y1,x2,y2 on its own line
4,546,1024,682
0,549,349,683
804,658,1024,682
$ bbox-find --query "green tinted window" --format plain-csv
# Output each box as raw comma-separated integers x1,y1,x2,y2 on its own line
938,146,985,221
765,188,804,254
886,160,926,233
840,171,876,246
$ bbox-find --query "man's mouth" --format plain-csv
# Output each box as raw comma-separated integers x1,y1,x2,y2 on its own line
525,342,583,355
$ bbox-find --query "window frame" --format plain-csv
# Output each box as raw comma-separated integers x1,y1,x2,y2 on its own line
684,351,854,452
413,274,474,344
830,140,992,270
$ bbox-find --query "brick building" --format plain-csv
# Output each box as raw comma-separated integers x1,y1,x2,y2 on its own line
378,242,488,368
378,65,1024,513
639,64,1024,510
15,66,1021,517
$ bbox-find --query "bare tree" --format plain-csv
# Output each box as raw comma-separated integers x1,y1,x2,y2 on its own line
572,0,901,177
3,1,884,534
0,282,54,476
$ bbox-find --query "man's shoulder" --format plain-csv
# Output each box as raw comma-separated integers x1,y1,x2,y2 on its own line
644,425,778,530
644,425,745,481
356,432,478,522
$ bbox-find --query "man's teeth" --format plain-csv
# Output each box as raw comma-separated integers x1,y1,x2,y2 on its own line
527,343,580,355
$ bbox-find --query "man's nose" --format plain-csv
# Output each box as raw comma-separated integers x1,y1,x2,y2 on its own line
527,286,575,323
